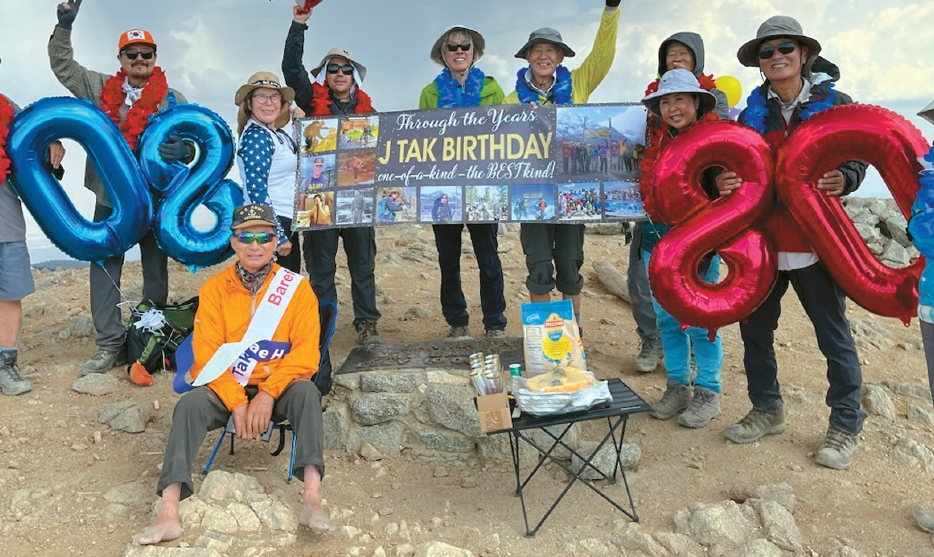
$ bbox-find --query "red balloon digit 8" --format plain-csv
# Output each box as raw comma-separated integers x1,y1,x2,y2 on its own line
776,104,927,324
647,120,778,332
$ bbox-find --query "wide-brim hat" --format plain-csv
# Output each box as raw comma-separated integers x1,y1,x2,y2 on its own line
310,47,367,82
514,27,575,59
235,71,295,131
641,68,717,118
231,203,277,231
430,25,486,66
737,16,821,73
919,99,934,126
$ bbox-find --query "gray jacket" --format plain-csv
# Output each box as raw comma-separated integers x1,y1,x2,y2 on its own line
656,32,729,120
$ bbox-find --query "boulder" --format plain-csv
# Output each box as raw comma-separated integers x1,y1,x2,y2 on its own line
412,542,475,557
861,383,897,420
673,501,758,552
352,393,412,426
72,373,120,396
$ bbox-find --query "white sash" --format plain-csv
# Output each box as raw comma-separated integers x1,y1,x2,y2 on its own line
193,268,301,387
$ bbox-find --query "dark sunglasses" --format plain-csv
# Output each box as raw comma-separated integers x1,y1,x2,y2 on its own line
445,43,471,52
326,63,354,75
122,49,155,60
757,40,796,60
234,231,274,245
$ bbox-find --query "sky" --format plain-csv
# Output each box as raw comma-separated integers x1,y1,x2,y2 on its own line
1,0,933,261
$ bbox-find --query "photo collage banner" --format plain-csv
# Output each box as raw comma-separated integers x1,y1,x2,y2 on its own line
292,102,648,230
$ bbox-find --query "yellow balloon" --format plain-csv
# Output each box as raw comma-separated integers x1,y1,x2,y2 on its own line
715,75,742,108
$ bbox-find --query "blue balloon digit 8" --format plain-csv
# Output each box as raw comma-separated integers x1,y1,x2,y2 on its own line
7,97,153,261
138,104,240,268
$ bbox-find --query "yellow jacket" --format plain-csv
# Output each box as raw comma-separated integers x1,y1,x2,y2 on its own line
190,264,321,411
504,8,619,105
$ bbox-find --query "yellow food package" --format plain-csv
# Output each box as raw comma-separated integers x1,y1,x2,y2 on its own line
526,367,595,393
521,300,586,376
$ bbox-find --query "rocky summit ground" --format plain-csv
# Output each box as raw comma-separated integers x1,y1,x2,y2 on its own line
3,222,934,557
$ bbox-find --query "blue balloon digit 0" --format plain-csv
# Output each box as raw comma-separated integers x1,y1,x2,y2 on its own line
6,97,152,261
138,103,240,268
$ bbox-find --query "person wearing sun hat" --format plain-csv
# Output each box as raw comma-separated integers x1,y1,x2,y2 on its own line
717,15,868,471
504,0,621,339
419,23,507,341
282,3,383,346
48,0,193,378
234,71,300,272
638,69,724,429
132,203,332,546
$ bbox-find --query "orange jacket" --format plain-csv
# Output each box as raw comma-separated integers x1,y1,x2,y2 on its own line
189,263,321,411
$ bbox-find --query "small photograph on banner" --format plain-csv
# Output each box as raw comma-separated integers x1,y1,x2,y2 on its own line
376,186,417,223
335,187,376,226
557,182,602,222
337,150,376,186
296,191,335,228
419,185,462,224
554,104,646,181
339,116,378,150
465,185,509,223
603,180,645,220
510,184,556,221
298,153,335,192
299,117,339,154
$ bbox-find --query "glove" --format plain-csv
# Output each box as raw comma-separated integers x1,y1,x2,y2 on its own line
606,0,622,7
56,0,82,30
158,135,188,165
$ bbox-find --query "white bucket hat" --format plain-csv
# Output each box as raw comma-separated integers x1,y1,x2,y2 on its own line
641,69,717,118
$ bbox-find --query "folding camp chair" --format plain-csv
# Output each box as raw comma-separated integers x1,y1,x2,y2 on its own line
201,300,338,482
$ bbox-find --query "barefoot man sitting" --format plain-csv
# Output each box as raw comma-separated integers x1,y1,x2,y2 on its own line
133,203,332,545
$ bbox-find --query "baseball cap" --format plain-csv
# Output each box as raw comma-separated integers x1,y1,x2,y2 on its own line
118,28,157,52
230,204,277,231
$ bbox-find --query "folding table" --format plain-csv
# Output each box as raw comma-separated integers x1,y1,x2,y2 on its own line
489,377,651,536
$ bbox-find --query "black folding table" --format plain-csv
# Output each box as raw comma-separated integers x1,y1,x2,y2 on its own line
490,378,651,536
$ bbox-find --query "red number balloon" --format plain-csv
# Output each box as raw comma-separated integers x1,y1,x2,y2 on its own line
776,104,927,324
646,120,778,332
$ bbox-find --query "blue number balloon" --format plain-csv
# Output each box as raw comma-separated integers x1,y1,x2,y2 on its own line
138,103,240,268
6,97,152,261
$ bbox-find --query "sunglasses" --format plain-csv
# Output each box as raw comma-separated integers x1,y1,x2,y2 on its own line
445,43,471,52
326,63,354,75
234,231,275,245
757,40,797,60
122,49,155,60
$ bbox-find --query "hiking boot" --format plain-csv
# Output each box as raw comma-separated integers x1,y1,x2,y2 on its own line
651,380,693,420
0,350,31,396
80,348,127,376
355,320,382,346
724,404,786,444
445,325,471,341
814,426,858,470
485,328,506,338
678,387,721,428
635,336,663,373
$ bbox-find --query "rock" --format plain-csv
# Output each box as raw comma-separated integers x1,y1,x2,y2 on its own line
914,506,934,533
891,437,934,471
227,501,261,531
592,261,629,303
404,306,432,319
108,403,155,433
861,384,897,420
412,542,475,557
652,531,705,557
352,393,411,426
199,471,265,504
123,547,224,557
460,475,477,488
849,319,894,350
346,421,405,457
881,213,910,247
72,373,120,396
323,402,352,451
570,441,641,480
883,380,932,400
723,539,783,557
827,544,869,557
251,500,298,532
673,501,757,552
433,465,448,478
853,222,882,245
750,484,796,514
528,424,581,460
201,505,240,534
333,373,361,390
866,198,895,221
608,528,670,556
880,238,910,268
425,385,482,437
908,404,934,426
416,429,475,453
850,210,880,227
750,499,802,551
361,372,419,394
360,443,384,461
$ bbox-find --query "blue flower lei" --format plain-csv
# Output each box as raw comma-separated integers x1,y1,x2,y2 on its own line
740,81,836,133
515,65,573,105
435,67,485,109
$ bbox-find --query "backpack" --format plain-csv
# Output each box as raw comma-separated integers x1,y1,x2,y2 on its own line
126,296,199,386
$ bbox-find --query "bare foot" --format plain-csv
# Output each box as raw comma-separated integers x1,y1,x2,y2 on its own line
299,505,334,531
132,515,183,546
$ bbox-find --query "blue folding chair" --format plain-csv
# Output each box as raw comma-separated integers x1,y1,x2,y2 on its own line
200,300,338,482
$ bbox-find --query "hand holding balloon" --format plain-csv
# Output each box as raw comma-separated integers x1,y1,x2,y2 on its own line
816,169,845,197
715,171,742,196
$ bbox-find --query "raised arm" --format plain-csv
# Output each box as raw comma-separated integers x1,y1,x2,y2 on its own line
282,6,314,113
569,4,620,103
48,1,108,102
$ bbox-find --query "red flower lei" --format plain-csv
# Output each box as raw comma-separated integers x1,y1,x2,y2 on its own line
310,82,374,116
0,95,13,183
99,67,169,150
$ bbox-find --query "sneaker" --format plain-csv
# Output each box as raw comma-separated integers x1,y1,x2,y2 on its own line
814,426,858,470
80,348,127,376
0,350,32,396
635,336,663,373
650,380,693,420
485,329,506,338
678,387,721,428
445,325,471,341
724,404,786,444
355,320,382,346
